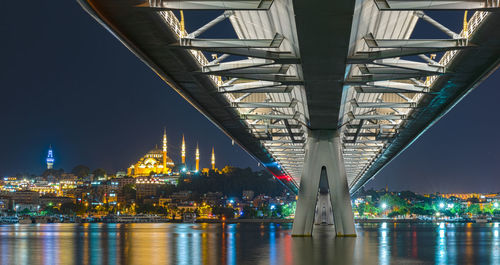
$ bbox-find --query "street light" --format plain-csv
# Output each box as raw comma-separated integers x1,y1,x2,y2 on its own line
381,203,387,210
494,202,499,208
439,203,445,209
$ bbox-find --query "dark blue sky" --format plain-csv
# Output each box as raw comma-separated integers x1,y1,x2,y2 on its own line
0,2,498,193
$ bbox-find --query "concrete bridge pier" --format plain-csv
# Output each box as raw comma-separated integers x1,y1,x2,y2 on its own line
292,130,356,237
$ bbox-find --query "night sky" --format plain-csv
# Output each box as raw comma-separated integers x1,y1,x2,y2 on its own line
1,2,499,193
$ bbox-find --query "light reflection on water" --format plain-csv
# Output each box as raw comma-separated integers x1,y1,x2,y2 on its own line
1,222,500,264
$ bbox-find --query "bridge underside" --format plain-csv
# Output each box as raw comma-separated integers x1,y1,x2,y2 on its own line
78,0,500,237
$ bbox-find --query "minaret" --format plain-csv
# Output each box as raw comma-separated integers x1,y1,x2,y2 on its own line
162,128,167,173
211,147,215,170
195,143,200,172
46,145,54,169
181,134,186,164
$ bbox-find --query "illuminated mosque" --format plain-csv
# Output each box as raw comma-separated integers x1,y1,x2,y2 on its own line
127,129,215,177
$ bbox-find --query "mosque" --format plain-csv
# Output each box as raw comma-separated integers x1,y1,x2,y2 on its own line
127,129,215,177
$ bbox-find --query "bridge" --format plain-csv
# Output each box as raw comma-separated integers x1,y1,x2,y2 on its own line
78,0,500,236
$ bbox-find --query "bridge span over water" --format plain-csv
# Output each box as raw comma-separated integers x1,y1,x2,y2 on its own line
79,0,500,236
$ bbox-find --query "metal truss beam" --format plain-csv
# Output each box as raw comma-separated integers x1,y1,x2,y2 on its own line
271,151,305,154
203,59,273,73
344,132,382,138
364,33,468,49
346,122,398,130
205,64,290,75
354,81,429,93
262,139,305,143
278,159,305,162
374,0,499,10
219,74,303,84
145,0,274,10
344,140,390,144
352,101,417,108
343,151,379,155
348,112,406,120
346,73,434,83
220,81,292,93
252,124,301,130
192,47,300,64
240,113,297,120
231,100,297,108
358,66,444,76
347,46,470,63
269,132,304,137
371,59,445,73
179,33,284,48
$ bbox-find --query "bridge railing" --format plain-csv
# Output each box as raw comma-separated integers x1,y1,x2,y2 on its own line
425,11,489,87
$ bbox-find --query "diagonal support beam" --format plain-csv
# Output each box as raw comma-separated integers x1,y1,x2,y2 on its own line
144,0,275,10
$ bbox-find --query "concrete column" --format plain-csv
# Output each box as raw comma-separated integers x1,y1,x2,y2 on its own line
292,130,356,237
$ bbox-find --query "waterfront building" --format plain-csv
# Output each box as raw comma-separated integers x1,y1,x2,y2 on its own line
136,178,163,198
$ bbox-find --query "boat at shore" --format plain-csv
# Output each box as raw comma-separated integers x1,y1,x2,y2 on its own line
0,216,19,224
102,214,169,223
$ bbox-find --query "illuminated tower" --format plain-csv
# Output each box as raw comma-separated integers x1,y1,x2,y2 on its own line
195,144,200,172
211,147,215,170
46,145,54,169
181,135,186,164
162,128,168,173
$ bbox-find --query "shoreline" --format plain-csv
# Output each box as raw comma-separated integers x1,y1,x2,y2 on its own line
1,218,490,225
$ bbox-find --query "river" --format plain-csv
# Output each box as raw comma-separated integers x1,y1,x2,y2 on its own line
0,222,498,264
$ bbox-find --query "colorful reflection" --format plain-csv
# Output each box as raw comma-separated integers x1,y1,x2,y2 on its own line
492,223,500,264
379,222,390,265
435,222,448,265
0,222,500,264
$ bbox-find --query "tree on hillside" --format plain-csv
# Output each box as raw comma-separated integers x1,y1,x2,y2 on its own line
42,168,64,178
92,168,107,179
72,165,90,179
122,184,136,202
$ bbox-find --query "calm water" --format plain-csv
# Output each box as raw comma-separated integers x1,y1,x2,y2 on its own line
0,222,499,265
